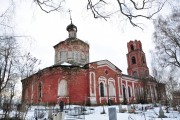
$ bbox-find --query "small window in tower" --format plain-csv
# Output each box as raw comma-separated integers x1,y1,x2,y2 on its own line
131,44,134,51
132,56,136,64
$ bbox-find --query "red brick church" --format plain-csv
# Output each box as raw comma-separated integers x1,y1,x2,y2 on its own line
21,22,166,105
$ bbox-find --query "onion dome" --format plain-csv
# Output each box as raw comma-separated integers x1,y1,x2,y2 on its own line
66,23,77,38
66,23,77,32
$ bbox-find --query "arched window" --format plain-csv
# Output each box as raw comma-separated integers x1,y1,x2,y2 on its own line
128,86,131,98
38,82,42,99
131,44,134,51
90,73,95,94
132,56,136,64
122,85,126,98
109,82,116,97
58,80,68,97
100,82,104,97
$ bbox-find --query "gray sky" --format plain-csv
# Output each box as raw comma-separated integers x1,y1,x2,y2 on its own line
2,0,170,75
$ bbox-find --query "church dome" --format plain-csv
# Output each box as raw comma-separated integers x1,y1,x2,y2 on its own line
66,23,77,32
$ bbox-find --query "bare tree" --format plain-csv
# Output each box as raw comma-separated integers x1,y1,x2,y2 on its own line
0,35,23,119
2,79,17,118
87,0,167,28
32,0,168,29
150,51,167,101
0,0,14,30
165,67,179,100
17,52,41,79
34,0,65,13
152,7,180,101
1,0,169,29
151,51,179,104
150,50,166,83
153,8,180,68
0,37,40,118
0,36,19,104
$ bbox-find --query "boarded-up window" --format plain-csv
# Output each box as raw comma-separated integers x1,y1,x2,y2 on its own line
109,82,116,97
60,51,67,61
58,80,68,97
81,53,85,60
68,51,73,59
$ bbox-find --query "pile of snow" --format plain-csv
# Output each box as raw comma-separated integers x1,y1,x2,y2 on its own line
61,62,72,66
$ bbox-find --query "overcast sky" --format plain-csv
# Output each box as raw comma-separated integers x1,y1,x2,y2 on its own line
2,0,171,75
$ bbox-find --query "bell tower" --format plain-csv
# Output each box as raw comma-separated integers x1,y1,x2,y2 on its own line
126,40,149,78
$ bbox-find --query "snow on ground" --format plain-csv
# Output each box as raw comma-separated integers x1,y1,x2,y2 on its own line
22,104,180,120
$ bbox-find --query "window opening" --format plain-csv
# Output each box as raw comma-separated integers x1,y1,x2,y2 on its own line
100,82,104,97
131,44,134,51
128,86,131,98
132,56,136,64
105,70,108,74
38,82,42,98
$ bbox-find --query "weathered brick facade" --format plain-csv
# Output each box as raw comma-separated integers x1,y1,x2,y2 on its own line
22,66,89,105
21,23,166,105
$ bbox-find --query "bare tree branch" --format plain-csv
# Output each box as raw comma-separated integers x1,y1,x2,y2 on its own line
153,8,180,68
34,0,64,13
87,0,168,29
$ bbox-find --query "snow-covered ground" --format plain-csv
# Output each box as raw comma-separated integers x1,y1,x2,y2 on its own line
1,104,180,120
23,104,180,120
